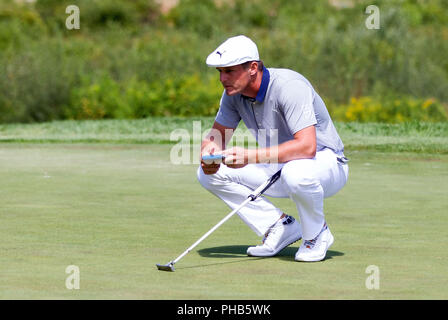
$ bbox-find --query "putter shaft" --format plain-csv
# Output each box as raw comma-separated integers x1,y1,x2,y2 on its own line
173,197,253,265
156,169,282,272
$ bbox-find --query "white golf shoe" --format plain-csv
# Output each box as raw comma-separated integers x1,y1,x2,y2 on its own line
247,215,302,257
295,223,334,262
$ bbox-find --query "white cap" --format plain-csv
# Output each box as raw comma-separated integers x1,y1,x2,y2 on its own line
206,35,259,68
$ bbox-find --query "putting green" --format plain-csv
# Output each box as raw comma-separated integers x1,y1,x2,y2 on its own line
0,144,447,299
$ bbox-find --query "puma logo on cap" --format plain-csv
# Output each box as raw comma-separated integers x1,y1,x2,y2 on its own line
216,50,225,58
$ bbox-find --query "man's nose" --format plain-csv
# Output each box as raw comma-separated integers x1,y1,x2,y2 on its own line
220,72,228,83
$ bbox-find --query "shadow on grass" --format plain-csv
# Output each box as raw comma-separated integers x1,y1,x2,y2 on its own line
175,245,344,270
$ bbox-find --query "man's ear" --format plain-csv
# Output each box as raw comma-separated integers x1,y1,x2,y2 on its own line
249,61,258,76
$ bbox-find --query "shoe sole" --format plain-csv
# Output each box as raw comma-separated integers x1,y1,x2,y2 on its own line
295,232,334,262
247,234,302,257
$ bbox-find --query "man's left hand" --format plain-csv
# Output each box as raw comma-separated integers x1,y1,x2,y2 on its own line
222,147,253,168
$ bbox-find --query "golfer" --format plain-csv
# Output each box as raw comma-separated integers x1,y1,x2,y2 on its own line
198,35,349,262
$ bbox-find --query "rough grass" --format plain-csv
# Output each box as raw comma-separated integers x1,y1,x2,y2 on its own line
1,118,447,154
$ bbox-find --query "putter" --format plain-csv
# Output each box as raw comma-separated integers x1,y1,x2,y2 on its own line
156,169,282,272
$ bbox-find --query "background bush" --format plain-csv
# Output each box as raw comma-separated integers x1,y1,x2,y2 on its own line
0,0,447,123
65,72,223,119
332,96,448,123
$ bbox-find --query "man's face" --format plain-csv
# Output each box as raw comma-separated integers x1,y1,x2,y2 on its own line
216,64,251,96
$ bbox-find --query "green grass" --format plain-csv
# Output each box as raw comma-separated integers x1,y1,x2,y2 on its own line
0,143,447,299
0,118,447,154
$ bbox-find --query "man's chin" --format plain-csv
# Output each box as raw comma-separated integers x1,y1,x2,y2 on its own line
225,88,238,96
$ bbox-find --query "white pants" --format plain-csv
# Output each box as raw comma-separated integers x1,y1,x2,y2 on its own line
197,148,349,240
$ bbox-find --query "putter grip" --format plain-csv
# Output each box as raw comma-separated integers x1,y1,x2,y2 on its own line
202,154,225,163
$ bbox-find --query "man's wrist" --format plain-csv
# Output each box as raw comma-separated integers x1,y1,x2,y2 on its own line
247,148,258,164
201,141,221,154
254,147,279,164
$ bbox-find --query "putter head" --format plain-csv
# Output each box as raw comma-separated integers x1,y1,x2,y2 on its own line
156,262,175,272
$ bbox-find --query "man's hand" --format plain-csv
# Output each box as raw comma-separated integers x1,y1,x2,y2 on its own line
200,121,236,174
201,161,220,175
222,147,252,169
201,147,221,175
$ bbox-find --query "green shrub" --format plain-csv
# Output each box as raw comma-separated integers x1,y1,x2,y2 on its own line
81,0,138,28
65,74,132,120
0,38,87,123
332,96,448,123
34,0,160,32
135,74,222,117
65,73,223,119
1,0,448,123
0,1,47,49
166,0,223,38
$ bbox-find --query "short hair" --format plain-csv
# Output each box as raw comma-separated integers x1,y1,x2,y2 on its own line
242,60,264,71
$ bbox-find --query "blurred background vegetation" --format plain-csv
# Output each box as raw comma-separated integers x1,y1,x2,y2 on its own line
0,0,447,123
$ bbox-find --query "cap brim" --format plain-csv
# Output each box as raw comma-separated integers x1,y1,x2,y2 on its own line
206,56,256,68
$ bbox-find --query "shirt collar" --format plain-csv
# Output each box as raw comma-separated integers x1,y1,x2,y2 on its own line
241,66,270,103
255,66,270,102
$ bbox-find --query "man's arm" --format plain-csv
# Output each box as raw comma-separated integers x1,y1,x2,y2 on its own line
260,125,316,163
222,125,316,165
201,121,235,174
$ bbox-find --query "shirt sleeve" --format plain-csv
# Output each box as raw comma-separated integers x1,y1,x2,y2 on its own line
214,92,241,129
278,79,317,135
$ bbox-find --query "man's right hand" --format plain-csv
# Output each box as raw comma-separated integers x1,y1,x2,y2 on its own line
200,121,234,175
200,149,221,175
201,160,220,175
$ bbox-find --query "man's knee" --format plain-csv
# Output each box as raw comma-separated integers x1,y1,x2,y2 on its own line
196,166,224,191
281,160,321,195
197,166,210,189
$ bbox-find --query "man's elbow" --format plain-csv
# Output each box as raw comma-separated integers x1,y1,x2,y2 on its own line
306,142,316,159
292,125,317,159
